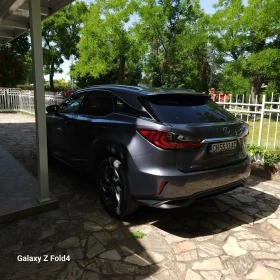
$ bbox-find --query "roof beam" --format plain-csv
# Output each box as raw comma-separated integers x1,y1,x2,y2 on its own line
0,31,15,38
19,2,50,17
0,0,26,21
0,19,28,29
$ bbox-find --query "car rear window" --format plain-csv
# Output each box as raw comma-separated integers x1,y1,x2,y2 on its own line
146,94,236,124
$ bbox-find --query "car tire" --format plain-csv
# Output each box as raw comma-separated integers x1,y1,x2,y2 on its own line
97,156,139,218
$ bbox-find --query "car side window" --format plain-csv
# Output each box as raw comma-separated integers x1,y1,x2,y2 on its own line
80,90,114,116
114,96,152,119
59,92,86,114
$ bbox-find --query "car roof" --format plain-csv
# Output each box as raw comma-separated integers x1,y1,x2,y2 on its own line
76,84,200,95
75,85,206,112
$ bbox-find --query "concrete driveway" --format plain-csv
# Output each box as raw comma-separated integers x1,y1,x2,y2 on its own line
0,113,280,280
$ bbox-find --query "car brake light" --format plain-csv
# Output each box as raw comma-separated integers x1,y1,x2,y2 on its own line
137,129,202,149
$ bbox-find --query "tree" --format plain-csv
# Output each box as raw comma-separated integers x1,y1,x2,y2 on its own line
210,0,280,101
71,0,142,85
42,1,87,91
0,33,31,87
134,0,211,90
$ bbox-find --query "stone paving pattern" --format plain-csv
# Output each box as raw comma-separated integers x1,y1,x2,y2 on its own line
0,113,280,280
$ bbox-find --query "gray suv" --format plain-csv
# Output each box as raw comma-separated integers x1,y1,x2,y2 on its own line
46,85,251,217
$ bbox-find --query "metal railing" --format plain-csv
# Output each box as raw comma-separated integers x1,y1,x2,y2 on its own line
0,88,64,114
216,93,280,149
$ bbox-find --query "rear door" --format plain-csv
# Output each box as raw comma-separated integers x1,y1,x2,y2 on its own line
146,94,248,172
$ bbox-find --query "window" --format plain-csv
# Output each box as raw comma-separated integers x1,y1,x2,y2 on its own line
81,90,114,116
59,92,85,113
114,96,151,118
147,94,236,124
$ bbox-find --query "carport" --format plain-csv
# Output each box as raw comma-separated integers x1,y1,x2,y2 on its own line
0,0,74,220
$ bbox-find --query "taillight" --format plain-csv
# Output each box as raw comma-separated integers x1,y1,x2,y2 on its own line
137,129,203,149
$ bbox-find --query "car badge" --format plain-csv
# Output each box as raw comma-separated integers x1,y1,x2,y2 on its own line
223,127,231,135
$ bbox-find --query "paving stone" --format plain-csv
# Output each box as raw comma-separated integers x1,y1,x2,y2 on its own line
84,222,102,232
268,219,280,231
193,235,213,242
164,234,187,244
200,270,223,280
67,248,84,260
93,231,112,246
172,241,196,254
192,257,224,271
176,249,198,262
138,232,171,253
207,217,229,229
233,193,256,203
228,209,254,224
85,262,100,272
8,241,23,251
185,269,203,280
39,230,57,240
225,255,254,275
246,262,275,280
85,212,112,226
103,223,120,232
99,250,121,261
239,240,260,251
233,231,260,240
57,237,80,248
214,231,229,242
217,195,242,206
81,271,100,280
124,254,152,266
56,262,83,280
223,236,247,257
177,262,186,272
264,260,280,270
111,261,141,274
251,251,279,260
86,236,106,259
142,251,165,263
198,243,224,257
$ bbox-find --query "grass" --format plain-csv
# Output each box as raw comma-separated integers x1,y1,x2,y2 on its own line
131,230,145,239
240,116,280,149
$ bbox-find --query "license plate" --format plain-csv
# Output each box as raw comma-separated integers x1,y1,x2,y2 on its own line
210,140,237,153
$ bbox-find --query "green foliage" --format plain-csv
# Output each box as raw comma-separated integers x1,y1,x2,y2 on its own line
136,0,209,89
209,0,280,98
42,1,87,90
0,33,31,87
247,144,280,173
131,230,145,239
72,0,141,85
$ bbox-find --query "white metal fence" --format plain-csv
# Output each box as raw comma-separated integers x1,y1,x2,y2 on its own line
0,87,279,149
215,93,280,149
0,88,64,114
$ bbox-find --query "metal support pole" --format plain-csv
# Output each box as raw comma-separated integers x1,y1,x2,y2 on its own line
258,94,266,147
29,0,50,202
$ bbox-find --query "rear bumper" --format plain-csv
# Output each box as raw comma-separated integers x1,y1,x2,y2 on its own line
130,156,251,208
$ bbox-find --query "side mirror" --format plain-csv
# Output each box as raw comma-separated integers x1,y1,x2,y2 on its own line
46,105,59,114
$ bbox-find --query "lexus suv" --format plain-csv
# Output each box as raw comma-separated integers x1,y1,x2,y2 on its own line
46,85,251,217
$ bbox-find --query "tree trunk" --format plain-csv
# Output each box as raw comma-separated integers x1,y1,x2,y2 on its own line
49,60,55,91
249,75,262,104
199,60,209,91
152,37,161,87
117,55,125,84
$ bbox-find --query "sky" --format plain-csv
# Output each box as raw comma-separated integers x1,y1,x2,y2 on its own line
44,0,219,82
